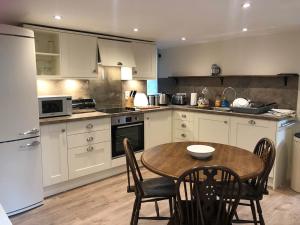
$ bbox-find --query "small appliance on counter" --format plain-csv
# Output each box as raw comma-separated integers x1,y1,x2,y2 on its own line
133,92,148,107
38,95,72,118
72,98,96,114
158,93,169,105
147,95,156,106
171,93,187,105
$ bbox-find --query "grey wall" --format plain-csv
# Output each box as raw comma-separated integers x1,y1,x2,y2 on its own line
158,29,300,114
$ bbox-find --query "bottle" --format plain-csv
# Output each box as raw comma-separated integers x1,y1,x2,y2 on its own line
215,95,221,107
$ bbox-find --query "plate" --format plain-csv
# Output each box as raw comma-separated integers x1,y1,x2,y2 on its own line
187,145,215,159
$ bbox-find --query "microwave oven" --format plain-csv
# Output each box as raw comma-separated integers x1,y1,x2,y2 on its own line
38,96,72,118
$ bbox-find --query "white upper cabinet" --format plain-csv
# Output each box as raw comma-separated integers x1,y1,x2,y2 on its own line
97,38,136,67
60,33,98,78
132,42,157,80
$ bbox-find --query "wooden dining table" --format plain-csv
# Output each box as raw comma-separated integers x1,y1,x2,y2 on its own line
141,141,264,181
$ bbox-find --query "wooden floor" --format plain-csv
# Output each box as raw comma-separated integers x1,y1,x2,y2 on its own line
11,169,300,225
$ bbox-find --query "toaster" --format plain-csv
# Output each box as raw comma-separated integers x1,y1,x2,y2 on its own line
171,94,187,105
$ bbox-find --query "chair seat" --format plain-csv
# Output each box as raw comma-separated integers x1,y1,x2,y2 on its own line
239,182,263,200
169,200,232,225
142,177,176,198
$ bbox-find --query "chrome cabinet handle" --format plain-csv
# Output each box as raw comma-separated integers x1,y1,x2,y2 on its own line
224,121,228,124
181,123,187,128
87,146,94,152
86,137,94,142
86,123,94,129
19,128,39,136
181,133,186,138
181,114,187,118
20,141,40,149
61,129,66,133
92,69,97,73
146,117,150,120
248,120,256,125
117,62,123,66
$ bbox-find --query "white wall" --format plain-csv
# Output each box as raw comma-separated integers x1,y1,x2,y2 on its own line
158,30,300,115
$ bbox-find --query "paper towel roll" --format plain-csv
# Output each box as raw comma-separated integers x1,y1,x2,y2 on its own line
190,93,198,106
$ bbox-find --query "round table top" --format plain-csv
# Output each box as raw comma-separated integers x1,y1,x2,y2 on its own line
141,142,264,181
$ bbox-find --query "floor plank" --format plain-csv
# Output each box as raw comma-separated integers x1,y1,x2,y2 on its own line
10,169,300,225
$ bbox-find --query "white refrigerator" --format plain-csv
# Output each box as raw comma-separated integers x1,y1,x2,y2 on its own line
0,25,43,216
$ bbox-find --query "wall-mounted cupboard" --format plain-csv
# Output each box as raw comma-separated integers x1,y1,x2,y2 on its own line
25,25,157,80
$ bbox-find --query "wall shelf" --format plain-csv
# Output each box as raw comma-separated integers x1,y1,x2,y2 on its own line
168,74,299,86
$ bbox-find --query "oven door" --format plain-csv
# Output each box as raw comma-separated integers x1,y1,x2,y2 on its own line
111,122,144,159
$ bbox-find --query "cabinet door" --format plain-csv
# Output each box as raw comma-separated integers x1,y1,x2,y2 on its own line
197,114,230,145
144,111,172,149
60,33,98,78
132,42,157,80
98,39,136,67
68,142,111,179
40,123,68,186
230,117,276,152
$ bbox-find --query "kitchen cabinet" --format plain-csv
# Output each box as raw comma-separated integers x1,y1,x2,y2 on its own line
196,114,230,145
68,142,111,179
132,42,157,80
144,110,172,149
98,38,136,67
40,123,68,187
33,29,61,77
60,33,98,78
230,117,276,151
172,111,195,142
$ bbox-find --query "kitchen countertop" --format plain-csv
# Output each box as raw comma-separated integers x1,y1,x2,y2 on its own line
39,105,295,125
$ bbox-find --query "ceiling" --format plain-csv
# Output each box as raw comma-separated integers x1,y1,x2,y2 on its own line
1,0,300,48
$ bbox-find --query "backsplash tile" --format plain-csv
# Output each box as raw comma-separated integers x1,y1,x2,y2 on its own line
37,66,147,108
158,76,298,109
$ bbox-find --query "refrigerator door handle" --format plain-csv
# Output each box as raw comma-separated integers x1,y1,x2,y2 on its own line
19,141,40,149
19,128,39,136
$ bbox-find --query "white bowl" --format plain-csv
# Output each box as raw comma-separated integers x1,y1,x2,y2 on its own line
187,145,215,159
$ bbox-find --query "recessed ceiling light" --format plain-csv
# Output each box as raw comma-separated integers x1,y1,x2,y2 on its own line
133,28,139,32
242,2,251,9
181,37,186,41
242,28,248,32
54,15,62,20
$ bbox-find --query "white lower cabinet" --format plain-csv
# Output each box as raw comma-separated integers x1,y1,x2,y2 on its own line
196,114,230,145
68,142,111,179
144,110,172,149
230,117,276,151
172,111,195,142
40,123,68,187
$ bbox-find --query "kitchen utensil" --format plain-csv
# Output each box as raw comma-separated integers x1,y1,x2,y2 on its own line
187,145,215,159
232,98,250,108
147,95,156,105
154,95,159,106
230,102,277,114
134,93,148,107
171,94,187,105
197,97,210,108
190,93,198,106
158,93,169,105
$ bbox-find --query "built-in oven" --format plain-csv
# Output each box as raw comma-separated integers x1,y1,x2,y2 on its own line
111,114,144,159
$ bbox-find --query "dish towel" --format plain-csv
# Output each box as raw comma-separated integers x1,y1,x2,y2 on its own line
270,109,296,117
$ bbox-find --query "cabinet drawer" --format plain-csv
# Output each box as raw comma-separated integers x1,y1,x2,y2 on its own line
173,129,193,141
173,111,192,121
68,142,111,179
67,130,110,149
174,119,193,130
67,118,110,135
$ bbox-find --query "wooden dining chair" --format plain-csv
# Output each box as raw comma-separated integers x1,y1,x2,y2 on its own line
123,138,176,225
169,166,241,225
234,138,276,225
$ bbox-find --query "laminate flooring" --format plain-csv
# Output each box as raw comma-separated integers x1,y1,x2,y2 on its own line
11,169,300,225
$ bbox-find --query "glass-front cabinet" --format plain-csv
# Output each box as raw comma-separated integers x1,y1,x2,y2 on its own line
34,30,61,77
